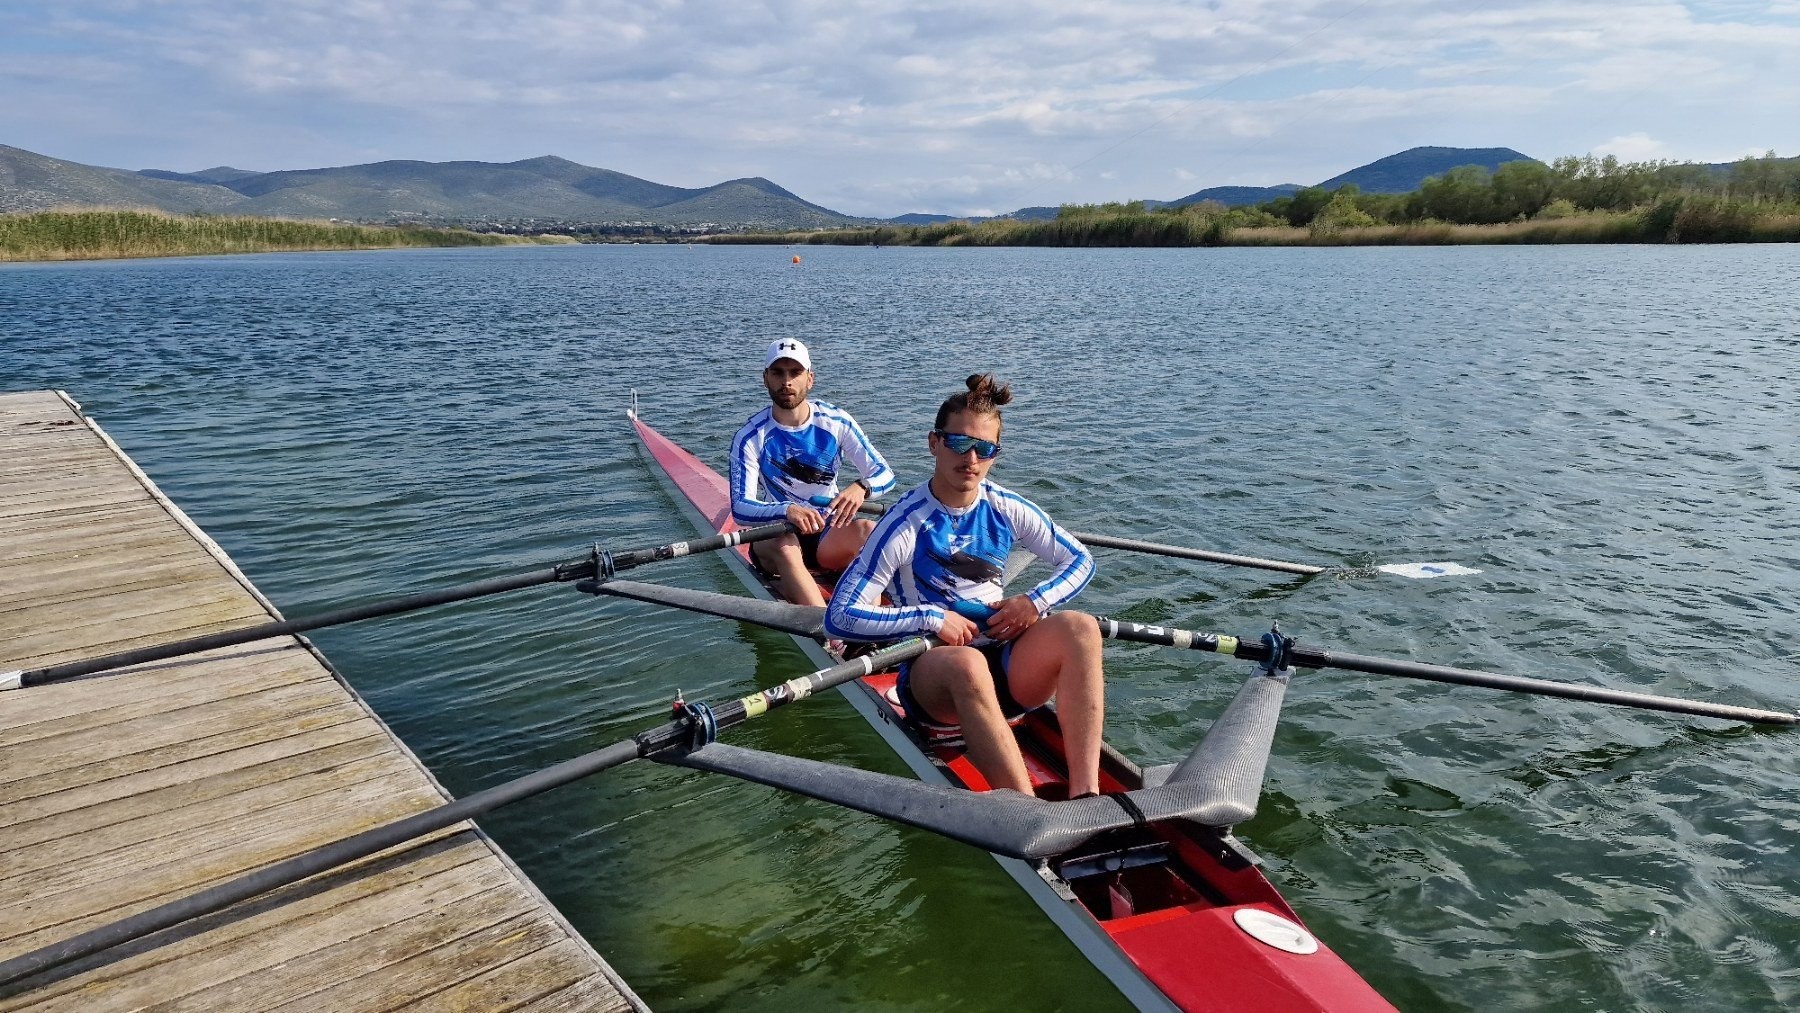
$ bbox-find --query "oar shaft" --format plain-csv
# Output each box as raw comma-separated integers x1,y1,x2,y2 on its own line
1072,532,1325,576
1297,647,1799,726
0,636,931,988
6,521,793,690
1094,616,1797,727
855,502,1325,577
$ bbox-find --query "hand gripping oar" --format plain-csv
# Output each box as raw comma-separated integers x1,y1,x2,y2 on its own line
0,636,934,989
849,501,1476,579
0,522,795,691
592,578,1796,727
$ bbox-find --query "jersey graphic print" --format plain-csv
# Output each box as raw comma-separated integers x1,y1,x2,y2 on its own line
916,513,1008,602
758,425,839,502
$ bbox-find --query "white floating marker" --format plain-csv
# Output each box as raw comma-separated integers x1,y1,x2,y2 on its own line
1376,562,1482,579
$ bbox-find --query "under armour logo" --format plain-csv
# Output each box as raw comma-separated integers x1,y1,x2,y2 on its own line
777,341,800,352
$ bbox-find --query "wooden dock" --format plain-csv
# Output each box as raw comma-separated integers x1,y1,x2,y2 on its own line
0,390,646,1011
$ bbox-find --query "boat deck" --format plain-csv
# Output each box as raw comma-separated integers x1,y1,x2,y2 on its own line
0,390,643,1012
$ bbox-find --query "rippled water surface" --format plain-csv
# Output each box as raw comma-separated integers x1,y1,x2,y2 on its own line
4,243,1798,1011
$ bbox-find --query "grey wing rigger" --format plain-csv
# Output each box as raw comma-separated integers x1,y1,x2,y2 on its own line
653,662,1290,860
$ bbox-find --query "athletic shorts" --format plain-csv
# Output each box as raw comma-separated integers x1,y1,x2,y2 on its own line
751,527,825,577
795,530,823,573
895,641,1027,732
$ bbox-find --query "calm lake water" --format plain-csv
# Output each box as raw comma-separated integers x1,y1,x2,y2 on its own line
4,242,1797,1011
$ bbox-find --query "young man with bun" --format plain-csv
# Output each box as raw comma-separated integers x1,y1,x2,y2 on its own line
823,374,1105,798
730,338,896,608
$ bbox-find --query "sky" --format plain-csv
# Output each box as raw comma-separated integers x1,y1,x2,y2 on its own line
3,1,1796,218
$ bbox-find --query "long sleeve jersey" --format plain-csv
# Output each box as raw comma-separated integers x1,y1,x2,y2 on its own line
823,479,1094,642
729,400,896,525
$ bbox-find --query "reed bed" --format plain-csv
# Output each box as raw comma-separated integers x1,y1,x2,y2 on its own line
0,208,571,262
714,201,1800,249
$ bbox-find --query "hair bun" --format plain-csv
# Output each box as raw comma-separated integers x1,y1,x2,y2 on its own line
965,373,1013,407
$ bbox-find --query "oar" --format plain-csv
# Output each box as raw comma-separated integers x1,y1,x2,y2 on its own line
847,501,1476,579
1,522,795,691
1094,616,1797,726
596,578,1796,727
0,636,935,988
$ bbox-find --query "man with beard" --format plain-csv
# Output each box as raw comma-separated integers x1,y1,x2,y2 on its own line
730,339,896,607
823,373,1103,799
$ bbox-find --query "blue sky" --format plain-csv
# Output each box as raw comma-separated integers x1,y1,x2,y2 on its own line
3,1,1795,217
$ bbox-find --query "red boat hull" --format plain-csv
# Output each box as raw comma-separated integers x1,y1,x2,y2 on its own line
631,410,1394,1012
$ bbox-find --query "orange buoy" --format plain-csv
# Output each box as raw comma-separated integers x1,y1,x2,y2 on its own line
791,255,802,265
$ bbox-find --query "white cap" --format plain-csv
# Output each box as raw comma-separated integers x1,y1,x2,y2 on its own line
764,338,812,371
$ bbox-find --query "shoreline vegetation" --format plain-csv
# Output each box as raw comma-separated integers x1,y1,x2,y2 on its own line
0,209,576,263
713,152,1800,248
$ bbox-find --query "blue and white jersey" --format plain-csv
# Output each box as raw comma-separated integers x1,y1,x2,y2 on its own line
823,479,1094,642
730,400,896,525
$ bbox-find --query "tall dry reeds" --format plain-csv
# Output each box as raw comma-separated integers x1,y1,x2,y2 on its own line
0,208,566,262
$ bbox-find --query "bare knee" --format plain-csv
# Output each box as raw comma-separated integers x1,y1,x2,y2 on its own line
1042,610,1100,651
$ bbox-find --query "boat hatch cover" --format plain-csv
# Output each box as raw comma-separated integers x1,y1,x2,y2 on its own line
1234,908,1320,955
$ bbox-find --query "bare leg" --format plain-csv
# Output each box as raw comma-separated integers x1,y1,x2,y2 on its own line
1003,611,1105,797
751,535,825,608
816,518,875,572
907,645,1034,794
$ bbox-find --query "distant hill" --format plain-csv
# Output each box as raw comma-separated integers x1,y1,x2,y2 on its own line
0,144,242,216
0,145,868,229
1141,146,1539,212
888,213,965,225
1165,184,1305,208
1315,146,1536,193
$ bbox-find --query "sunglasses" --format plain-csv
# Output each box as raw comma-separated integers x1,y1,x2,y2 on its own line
934,430,1002,460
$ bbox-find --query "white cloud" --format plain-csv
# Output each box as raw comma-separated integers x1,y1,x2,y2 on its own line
2,0,1797,215
1593,132,1675,161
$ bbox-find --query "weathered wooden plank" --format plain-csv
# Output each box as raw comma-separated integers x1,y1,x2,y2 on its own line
0,454,117,484
0,489,150,520
0,832,491,1010
0,518,198,568
0,772,448,950
0,605,273,673
1,651,319,744
0,579,260,648
0,558,223,613
0,681,361,788
0,389,634,1012
0,471,148,506
0,702,365,805
2,752,406,881
171,868,535,1013
1,576,257,641
509,976,638,1013
0,431,103,453
0,498,159,536
391,938,614,1013
0,643,306,733
0,733,391,847
243,909,565,1012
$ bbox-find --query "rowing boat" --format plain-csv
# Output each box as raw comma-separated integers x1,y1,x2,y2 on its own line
625,403,1395,1012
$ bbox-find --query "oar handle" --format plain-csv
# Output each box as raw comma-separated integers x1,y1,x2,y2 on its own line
1093,616,1797,727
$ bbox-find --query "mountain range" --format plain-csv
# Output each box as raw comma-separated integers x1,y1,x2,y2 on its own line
1,143,1541,230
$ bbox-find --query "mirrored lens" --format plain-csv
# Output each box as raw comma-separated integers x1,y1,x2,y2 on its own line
937,432,1001,459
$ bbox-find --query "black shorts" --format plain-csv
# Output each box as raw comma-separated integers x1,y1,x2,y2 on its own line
795,530,823,573
895,641,1027,731
752,528,824,577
